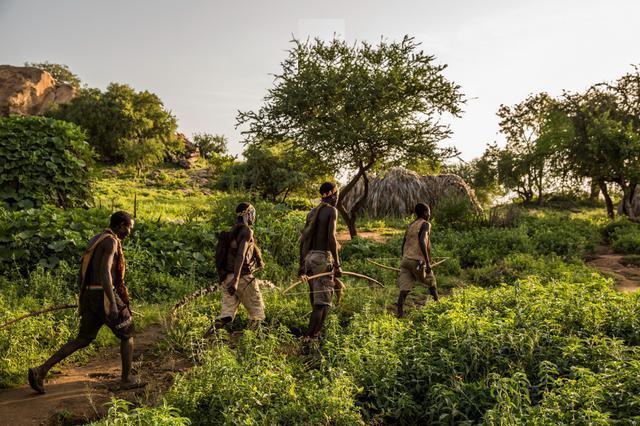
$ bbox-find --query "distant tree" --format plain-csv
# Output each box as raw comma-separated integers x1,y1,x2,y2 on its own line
122,137,165,177
237,36,464,237
445,157,499,205
49,83,180,164
218,141,331,203
556,80,640,219
495,93,559,204
193,133,228,159
24,61,82,89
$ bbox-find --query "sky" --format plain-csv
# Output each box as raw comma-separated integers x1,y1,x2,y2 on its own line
1,0,639,160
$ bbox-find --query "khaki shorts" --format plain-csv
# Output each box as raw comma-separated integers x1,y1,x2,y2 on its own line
304,251,334,307
397,258,437,292
218,274,265,321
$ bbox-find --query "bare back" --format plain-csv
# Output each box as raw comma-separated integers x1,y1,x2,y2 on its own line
84,234,118,287
310,205,338,252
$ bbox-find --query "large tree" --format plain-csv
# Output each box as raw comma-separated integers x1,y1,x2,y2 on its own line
495,93,560,204
557,83,640,219
49,83,180,163
237,36,464,236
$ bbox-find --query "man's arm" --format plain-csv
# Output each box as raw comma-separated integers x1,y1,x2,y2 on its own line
327,207,342,278
98,238,119,320
418,222,432,272
230,227,252,295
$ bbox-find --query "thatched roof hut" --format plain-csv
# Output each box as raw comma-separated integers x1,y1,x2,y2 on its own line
341,167,482,218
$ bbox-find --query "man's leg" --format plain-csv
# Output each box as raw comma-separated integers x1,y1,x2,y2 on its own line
120,337,134,383
307,305,329,338
29,336,93,393
204,276,239,337
397,290,410,318
429,286,439,302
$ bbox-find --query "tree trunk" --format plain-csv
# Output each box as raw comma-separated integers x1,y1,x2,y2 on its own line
336,165,372,238
599,180,615,219
621,181,637,220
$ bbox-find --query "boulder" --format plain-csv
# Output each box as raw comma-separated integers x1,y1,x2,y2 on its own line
0,65,76,116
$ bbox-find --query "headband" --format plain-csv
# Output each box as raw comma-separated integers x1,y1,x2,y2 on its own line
236,204,256,217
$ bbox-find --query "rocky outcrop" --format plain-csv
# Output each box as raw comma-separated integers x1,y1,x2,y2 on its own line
169,133,201,169
0,65,76,116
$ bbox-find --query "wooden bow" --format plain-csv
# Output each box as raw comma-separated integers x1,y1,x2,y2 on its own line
366,257,449,272
282,271,384,294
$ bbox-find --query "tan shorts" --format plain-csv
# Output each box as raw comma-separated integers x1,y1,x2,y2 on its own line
397,258,437,292
218,274,265,321
304,251,334,306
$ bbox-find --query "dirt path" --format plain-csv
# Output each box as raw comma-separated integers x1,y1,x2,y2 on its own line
336,230,391,244
586,246,640,293
0,323,190,425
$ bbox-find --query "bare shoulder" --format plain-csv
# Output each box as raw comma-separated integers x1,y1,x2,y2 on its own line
325,205,338,218
93,235,117,262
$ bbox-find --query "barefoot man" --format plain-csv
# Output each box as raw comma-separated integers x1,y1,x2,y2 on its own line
396,203,439,318
28,211,142,393
299,182,343,339
204,202,265,335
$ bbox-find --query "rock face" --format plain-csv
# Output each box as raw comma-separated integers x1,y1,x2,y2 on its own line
341,167,483,218
170,133,201,169
0,65,76,116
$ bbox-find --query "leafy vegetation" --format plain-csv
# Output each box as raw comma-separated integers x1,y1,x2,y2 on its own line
49,83,180,164
0,115,93,209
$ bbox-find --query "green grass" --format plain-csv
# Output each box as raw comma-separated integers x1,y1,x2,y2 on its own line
5,166,640,424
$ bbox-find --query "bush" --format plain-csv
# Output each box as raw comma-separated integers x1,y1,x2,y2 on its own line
612,229,640,254
49,83,180,163
0,115,93,209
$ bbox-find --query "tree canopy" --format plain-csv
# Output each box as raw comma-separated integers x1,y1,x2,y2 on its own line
24,61,82,89
237,36,464,236
49,83,180,164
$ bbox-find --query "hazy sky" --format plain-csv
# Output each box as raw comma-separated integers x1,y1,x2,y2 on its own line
1,0,639,160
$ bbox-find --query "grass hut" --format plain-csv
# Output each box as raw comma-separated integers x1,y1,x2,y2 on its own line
341,167,482,218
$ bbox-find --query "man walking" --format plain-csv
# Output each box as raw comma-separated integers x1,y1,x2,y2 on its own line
28,211,141,393
299,182,342,339
396,203,439,318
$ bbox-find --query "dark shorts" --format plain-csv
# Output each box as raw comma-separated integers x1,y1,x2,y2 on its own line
78,289,134,340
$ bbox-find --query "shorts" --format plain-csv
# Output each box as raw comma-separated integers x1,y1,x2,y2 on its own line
218,274,265,321
78,288,134,340
397,258,437,292
304,251,334,307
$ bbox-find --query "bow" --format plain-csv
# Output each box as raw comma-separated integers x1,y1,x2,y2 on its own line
282,271,384,294
366,257,449,272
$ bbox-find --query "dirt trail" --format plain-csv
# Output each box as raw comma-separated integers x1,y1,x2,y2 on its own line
0,323,190,425
336,231,391,244
586,245,640,293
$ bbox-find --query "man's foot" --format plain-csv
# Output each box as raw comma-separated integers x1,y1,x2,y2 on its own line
118,376,147,391
28,367,45,394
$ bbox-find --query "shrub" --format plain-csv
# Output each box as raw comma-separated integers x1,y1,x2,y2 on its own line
0,115,93,209
612,229,640,254
49,83,180,163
